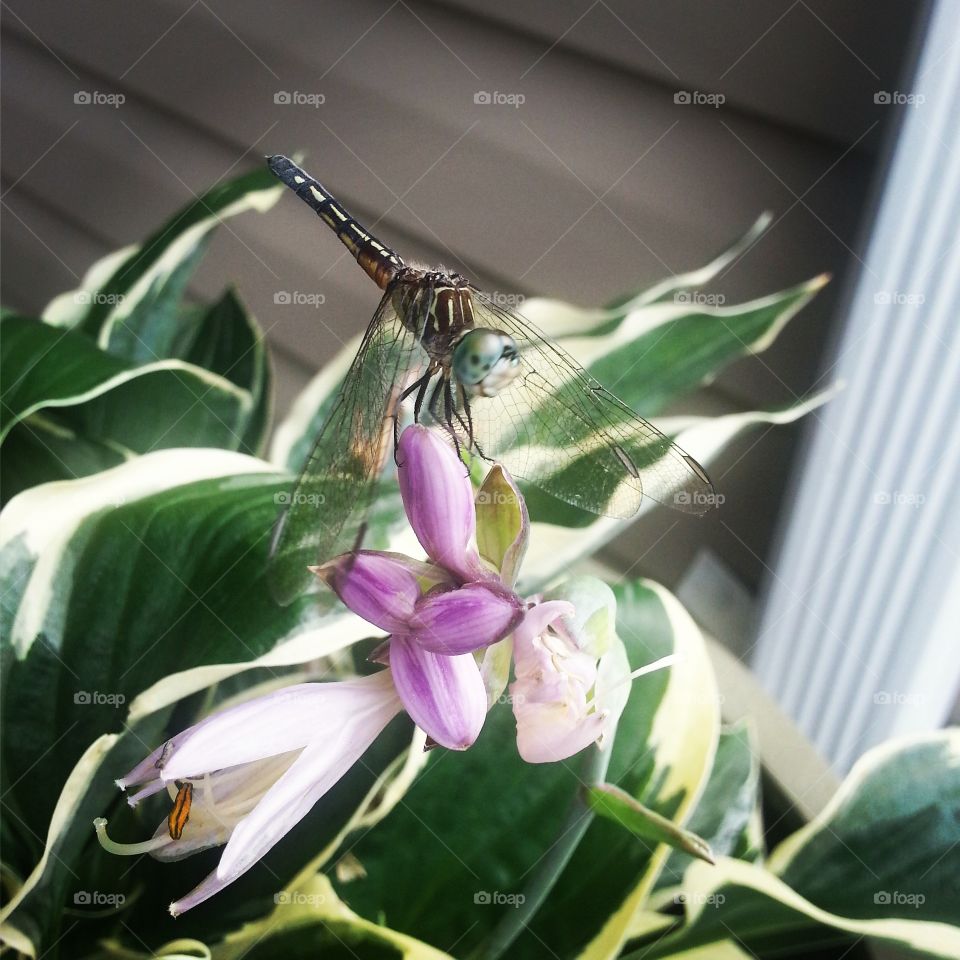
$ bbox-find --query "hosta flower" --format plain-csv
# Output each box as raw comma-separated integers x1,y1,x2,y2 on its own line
511,577,675,763
96,672,401,915
96,424,673,916
314,425,525,750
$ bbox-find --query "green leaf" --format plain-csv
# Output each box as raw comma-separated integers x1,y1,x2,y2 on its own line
770,731,960,928
634,732,960,959
519,392,834,579
68,167,283,360
587,783,714,865
42,245,139,329
580,275,827,417
0,448,426,956
270,331,362,473
0,450,313,843
1,316,258,499
1,315,128,442
656,721,763,891
207,875,454,960
0,723,169,958
174,289,273,455
634,857,960,960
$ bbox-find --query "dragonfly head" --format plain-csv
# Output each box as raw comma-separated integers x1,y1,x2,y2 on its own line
452,329,521,397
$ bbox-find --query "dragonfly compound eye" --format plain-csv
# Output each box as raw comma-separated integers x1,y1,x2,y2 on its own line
453,329,521,397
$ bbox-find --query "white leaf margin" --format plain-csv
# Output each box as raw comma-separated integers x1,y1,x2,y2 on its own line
1,358,253,445
671,856,960,960
0,733,120,956
97,182,284,351
0,449,274,657
768,729,960,874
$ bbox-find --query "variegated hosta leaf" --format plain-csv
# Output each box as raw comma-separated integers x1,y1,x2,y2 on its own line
42,166,283,361
0,451,297,845
654,720,763,894
2,289,273,502
631,731,960,960
93,875,454,960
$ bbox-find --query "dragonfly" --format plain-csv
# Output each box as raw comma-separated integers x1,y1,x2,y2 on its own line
266,155,715,604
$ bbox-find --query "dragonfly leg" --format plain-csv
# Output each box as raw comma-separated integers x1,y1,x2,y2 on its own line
411,370,434,424
459,390,488,460
443,380,467,467
394,370,434,464
426,375,464,463
452,385,473,449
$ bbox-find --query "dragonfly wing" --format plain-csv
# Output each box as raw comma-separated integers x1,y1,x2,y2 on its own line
268,292,424,604
460,295,715,518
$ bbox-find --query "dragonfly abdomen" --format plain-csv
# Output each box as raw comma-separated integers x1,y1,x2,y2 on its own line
268,155,404,289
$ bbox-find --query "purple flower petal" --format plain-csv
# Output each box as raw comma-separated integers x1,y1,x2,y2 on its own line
397,425,483,580
409,583,523,655
389,636,487,750
312,551,423,632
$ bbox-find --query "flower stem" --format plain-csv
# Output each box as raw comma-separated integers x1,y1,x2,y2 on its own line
476,741,613,960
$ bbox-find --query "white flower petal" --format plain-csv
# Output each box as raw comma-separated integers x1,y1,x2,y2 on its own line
214,691,401,886
162,672,397,781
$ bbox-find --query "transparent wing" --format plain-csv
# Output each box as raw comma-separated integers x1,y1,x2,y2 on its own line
458,294,715,518
268,292,425,604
